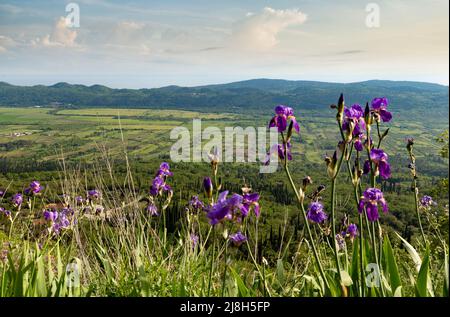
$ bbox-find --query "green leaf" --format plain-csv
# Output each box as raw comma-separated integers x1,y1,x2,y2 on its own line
395,232,434,297
416,249,430,297
383,236,402,295
394,232,421,272
229,267,248,297
276,259,285,285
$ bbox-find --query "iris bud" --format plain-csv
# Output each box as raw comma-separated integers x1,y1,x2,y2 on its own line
203,177,213,199
325,151,338,179
302,176,313,191
337,93,344,123
364,102,373,127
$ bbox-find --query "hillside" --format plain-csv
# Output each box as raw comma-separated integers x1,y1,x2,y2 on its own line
0,79,448,115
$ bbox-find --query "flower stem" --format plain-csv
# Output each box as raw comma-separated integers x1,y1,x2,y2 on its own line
413,180,427,246
221,241,228,296
283,164,330,291
330,177,343,284
207,228,216,296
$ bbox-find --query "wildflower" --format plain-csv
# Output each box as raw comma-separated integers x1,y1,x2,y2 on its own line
307,201,328,223
369,148,391,179
346,223,358,239
229,231,247,247
43,209,58,222
11,193,23,207
207,191,243,225
0,207,11,220
87,190,101,200
147,202,159,216
25,180,43,195
354,138,364,152
150,176,172,197
264,142,292,165
420,195,436,209
150,163,173,197
358,188,388,222
342,104,366,142
203,177,213,199
43,208,73,234
207,147,220,176
242,193,261,217
336,233,346,251
188,195,205,210
371,97,392,122
277,142,292,161
52,213,70,234
269,105,300,134
156,162,173,177
0,190,4,197
75,196,84,204
190,233,199,249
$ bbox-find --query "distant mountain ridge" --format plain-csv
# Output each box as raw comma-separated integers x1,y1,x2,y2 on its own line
0,79,448,113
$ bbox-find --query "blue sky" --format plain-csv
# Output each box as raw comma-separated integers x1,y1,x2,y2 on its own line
0,0,448,88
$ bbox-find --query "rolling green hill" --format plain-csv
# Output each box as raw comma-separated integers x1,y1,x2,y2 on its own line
0,79,448,115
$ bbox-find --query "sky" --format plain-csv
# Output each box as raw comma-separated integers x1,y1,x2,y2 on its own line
0,0,448,88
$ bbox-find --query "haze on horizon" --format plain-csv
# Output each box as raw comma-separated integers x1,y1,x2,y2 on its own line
0,0,448,88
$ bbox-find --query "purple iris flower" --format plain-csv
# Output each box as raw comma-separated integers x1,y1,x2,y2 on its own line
0,190,4,197
278,143,292,161
11,193,23,207
269,105,300,133
150,176,172,196
370,148,391,179
147,203,159,216
149,162,173,197
88,190,101,199
354,138,364,151
420,195,436,208
347,223,358,239
264,143,292,165
43,209,59,222
156,162,173,177
25,181,43,195
203,177,213,198
75,196,84,204
0,207,11,218
242,193,261,217
52,213,70,234
371,97,392,122
307,201,328,223
229,231,248,247
150,177,164,196
358,188,388,222
43,208,73,234
189,195,205,210
206,191,243,225
343,104,366,139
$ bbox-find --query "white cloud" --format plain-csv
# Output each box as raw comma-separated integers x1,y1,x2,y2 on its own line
0,35,16,53
232,7,307,51
34,17,78,47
